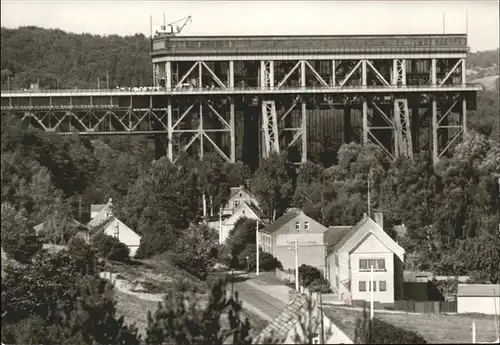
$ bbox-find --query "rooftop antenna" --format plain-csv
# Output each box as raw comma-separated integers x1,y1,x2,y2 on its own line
163,12,166,32
149,15,152,39
466,9,468,36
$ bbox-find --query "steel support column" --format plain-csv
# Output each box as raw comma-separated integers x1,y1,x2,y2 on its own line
431,59,437,85
166,61,172,90
199,100,204,159
362,60,367,87
393,98,413,159
301,100,307,163
228,61,234,89
461,58,466,87
432,96,438,163
230,100,235,162
300,61,306,87
331,60,336,86
261,100,280,158
462,97,467,135
362,99,368,144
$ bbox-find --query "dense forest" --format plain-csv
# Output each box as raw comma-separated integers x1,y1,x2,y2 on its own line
1,26,499,344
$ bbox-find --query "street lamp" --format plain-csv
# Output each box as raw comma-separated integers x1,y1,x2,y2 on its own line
246,256,250,271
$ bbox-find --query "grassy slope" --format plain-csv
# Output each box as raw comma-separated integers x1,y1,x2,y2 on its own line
109,255,268,340
323,306,500,344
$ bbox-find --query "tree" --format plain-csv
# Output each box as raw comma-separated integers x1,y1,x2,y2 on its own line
172,225,219,280
251,153,295,220
223,217,258,259
1,203,42,263
1,246,140,345
145,278,252,345
91,232,130,262
298,264,323,287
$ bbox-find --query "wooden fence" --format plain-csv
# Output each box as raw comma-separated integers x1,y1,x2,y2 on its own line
393,300,457,313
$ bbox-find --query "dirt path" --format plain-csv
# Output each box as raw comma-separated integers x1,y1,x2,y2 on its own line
100,271,164,302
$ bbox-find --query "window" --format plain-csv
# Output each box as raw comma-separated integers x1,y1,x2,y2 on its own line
304,221,309,230
359,281,366,292
295,222,300,231
239,192,242,197
335,275,339,289
379,281,387,291
369,281,377,291
313,333,319,344
234,200,239,208
334,254,339,267
359,258,386,271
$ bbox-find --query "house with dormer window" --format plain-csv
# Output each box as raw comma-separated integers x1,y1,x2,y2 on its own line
222,185,260,216
325,213,405,305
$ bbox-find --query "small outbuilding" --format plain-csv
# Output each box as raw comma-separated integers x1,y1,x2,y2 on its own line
457,284,500,315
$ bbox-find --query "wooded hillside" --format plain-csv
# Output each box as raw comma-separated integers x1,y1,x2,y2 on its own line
1,26,152,89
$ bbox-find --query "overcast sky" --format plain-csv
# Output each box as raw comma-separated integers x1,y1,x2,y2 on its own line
1,0,498,52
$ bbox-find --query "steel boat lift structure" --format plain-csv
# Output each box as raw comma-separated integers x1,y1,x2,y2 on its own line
0,25,481,165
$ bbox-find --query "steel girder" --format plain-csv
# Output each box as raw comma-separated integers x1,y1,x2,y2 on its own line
7,107,169,134
431,92,467,163
169,97,235,163
259,96,307,164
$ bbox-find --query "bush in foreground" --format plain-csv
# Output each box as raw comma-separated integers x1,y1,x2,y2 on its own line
354,304,427,344
91,232,129,262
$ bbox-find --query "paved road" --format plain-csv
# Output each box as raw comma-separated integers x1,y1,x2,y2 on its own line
233,278,287,322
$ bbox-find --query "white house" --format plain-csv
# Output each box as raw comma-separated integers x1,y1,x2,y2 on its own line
253,294,353,344
325,213,405,305
87,198,141,257
91,216,142,257
220,201,267,244
88,198,113,228
222,185,260,216
457,284,500,315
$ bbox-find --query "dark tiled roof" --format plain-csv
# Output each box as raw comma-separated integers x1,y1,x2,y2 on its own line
90,204,106,213
326,216,371,256
324,226,352,254
253,294,308,344
89,216,117,238
457,284,500,297
34,218,88,234
245,201,265,219
261,209,302,235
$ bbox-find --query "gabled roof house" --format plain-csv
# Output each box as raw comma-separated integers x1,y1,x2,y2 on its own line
87,198,141,257
220,201,268,244
325,213,405,305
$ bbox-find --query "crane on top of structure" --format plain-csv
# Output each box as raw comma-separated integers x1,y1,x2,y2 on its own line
155,15,192,36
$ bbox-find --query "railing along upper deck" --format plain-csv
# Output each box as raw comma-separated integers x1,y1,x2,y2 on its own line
151,34,469,56
0,83,483,98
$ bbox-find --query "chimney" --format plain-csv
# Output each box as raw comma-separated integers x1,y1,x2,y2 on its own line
374,212,384,229
363,212,367,218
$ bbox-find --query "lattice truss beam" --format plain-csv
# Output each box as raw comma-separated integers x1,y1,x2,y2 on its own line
363,95,414,161
431,92,467,162
7,107,170,134
168,97,234,164
167,61,231,90
260,96,307,164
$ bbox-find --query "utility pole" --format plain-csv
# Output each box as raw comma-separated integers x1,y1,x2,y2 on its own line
442,13,446,34
106,71,109,89
367,168,372,217
320,292,325,343
219,206,222,245
256,220,260,276
472,321,476,344
98,77,100,89
370,265,374,320
295,238,299,291
7,75,10,90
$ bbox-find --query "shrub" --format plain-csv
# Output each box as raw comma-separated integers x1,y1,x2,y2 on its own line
234,244,283,271
298,264,323,287
354,304,427,344
134,224,178,259
91,233,129,262
1,226,43,264
308,277,332,293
